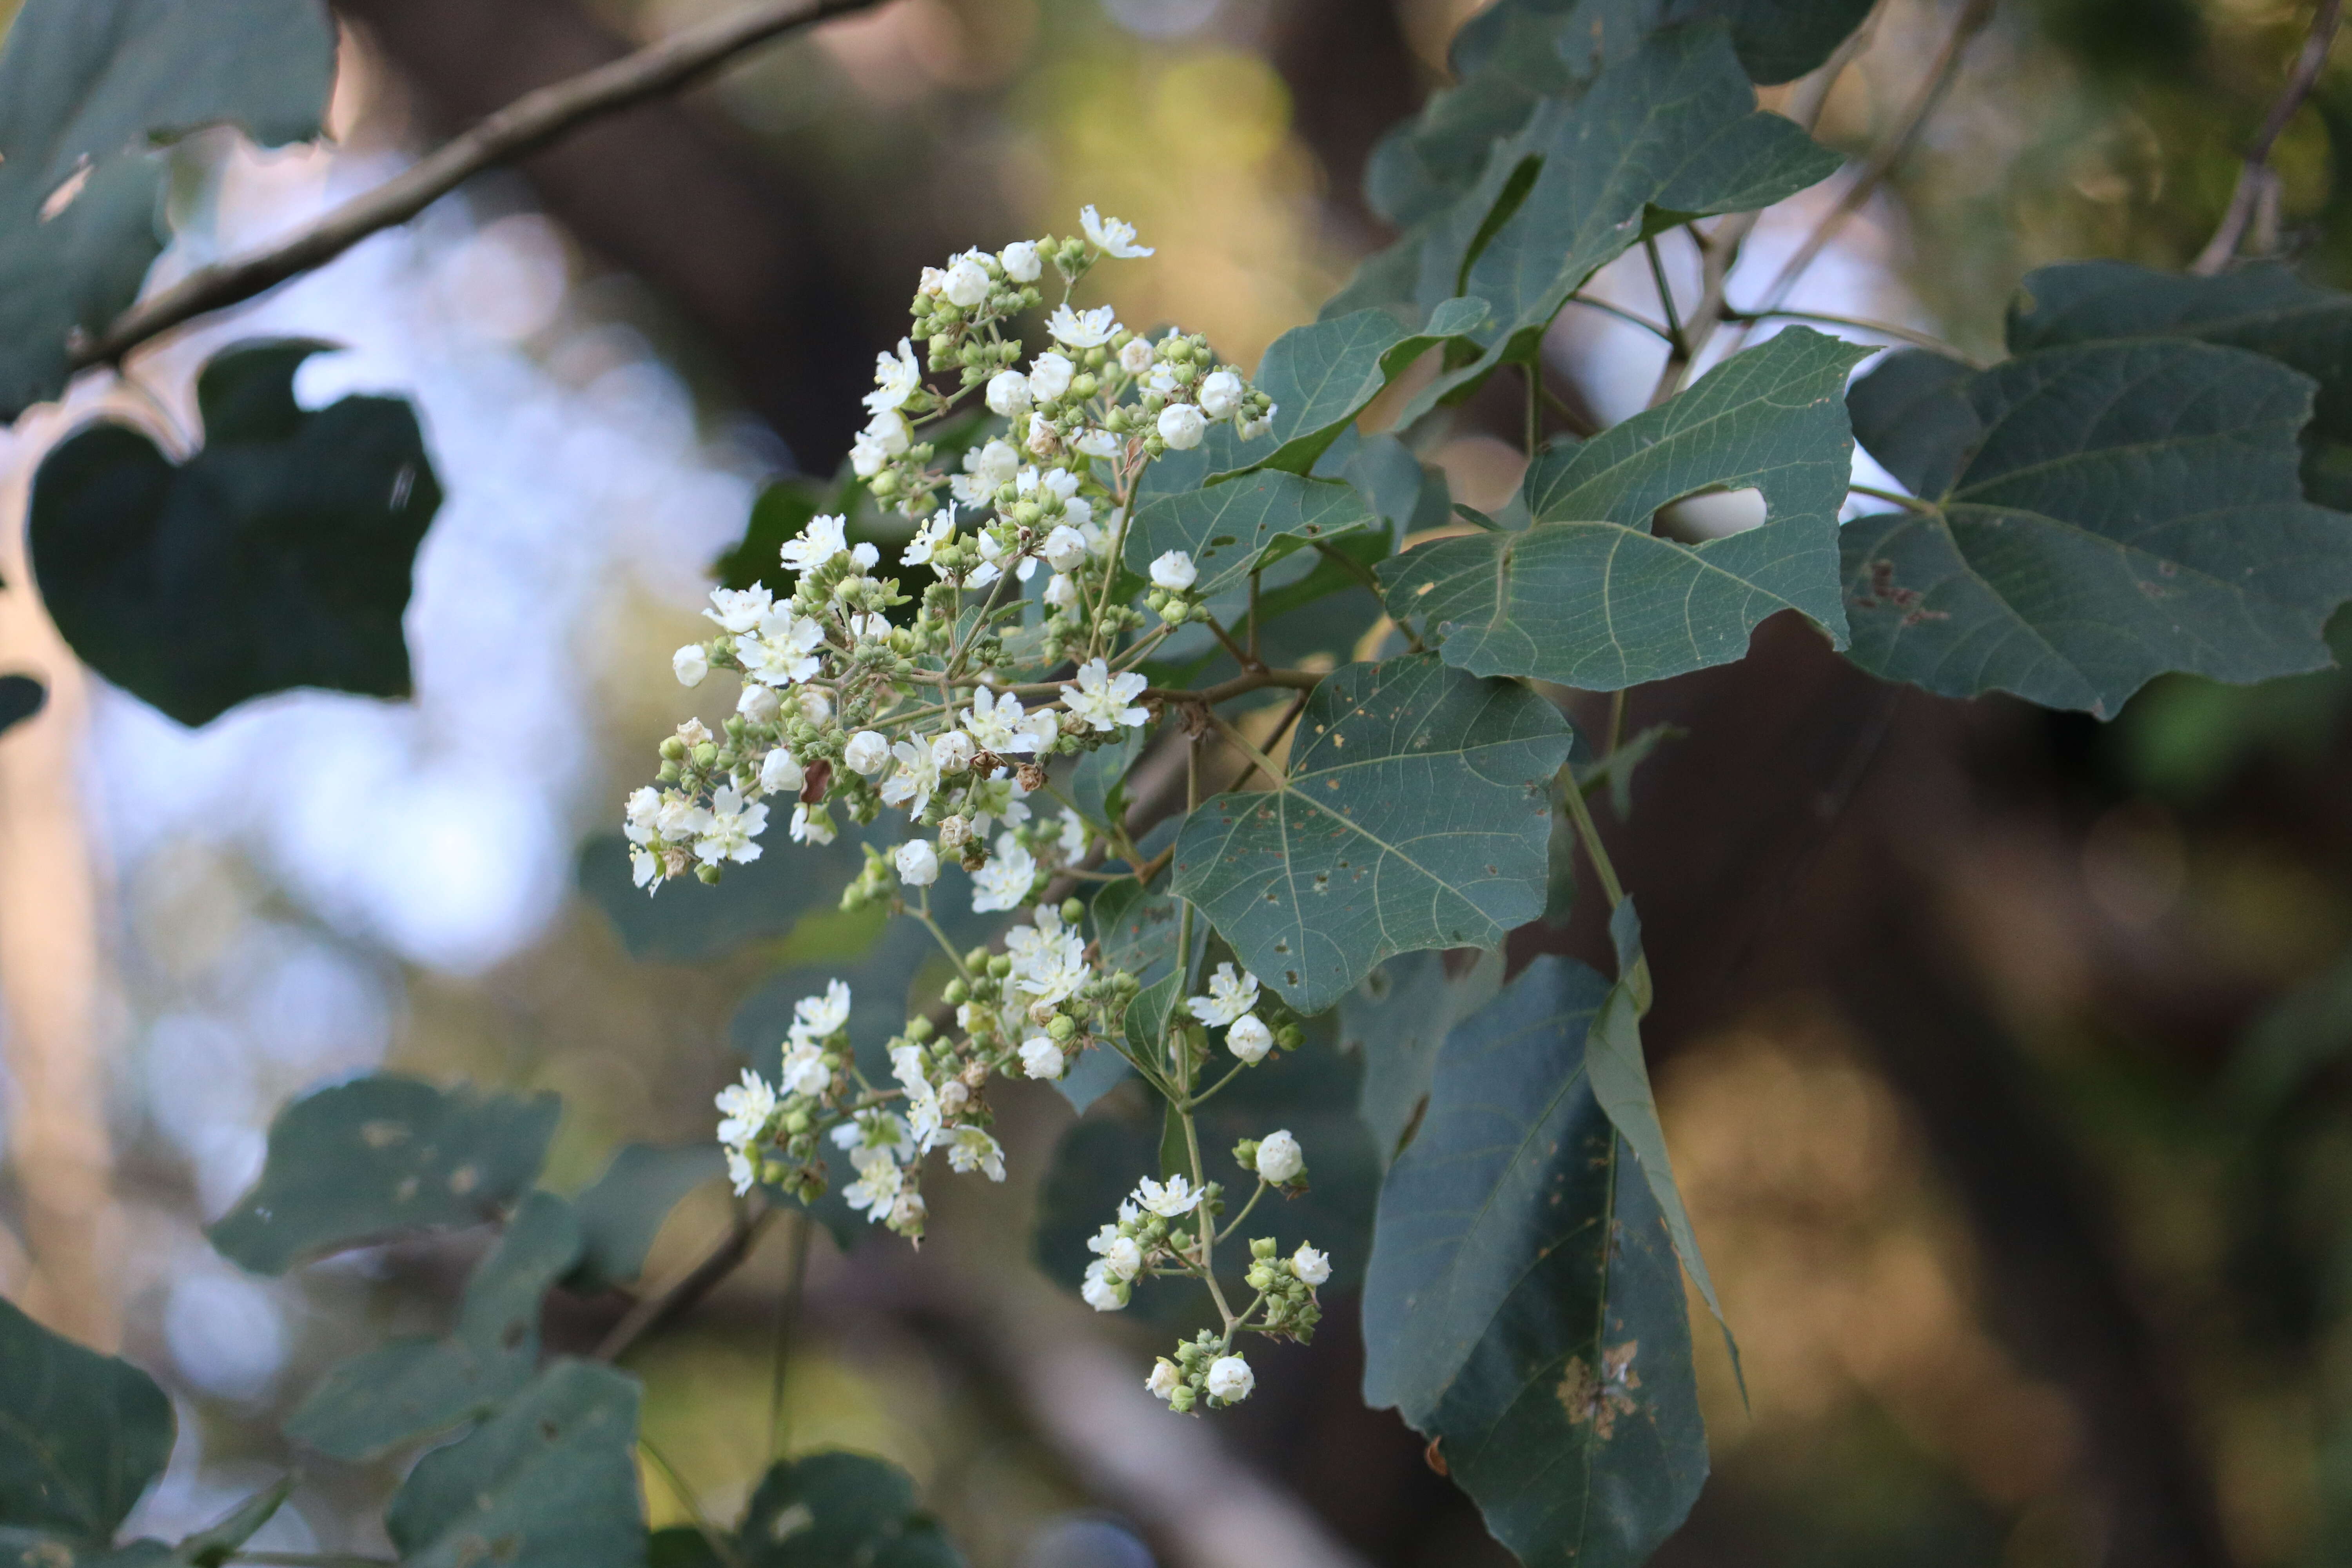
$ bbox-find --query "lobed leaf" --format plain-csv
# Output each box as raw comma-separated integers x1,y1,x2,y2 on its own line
0,1296,173,1546
385,1360,645,1568
1171,655,1574,1013
1841,338,2352,716
1125,471,1377,604
207,1073,559,1275
0,0,336,417
566,1143,726,1293
29,339,441,726
1338,948,1506,1168
1383,328,1870,689
1361,955,1707,1568
738,1452,964,1568
1220,298,1493,479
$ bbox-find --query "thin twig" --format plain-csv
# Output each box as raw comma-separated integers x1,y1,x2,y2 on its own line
2194,0,2345,273
1725,306,1972,360
73,0,889,368
595,1204,774,1362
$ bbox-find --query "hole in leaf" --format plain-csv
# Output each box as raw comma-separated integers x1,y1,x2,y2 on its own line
1654,487,1765,543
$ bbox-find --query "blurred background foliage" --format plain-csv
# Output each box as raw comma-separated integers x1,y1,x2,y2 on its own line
15,0,2352,1566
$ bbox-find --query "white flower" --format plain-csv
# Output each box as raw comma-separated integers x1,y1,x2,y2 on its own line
793,980,852,1039
777,1041,829,1098
880,738,942,814
902,508,956,568
1146,1359,1181,1401
1149,550,1198,592
943,252,991,308
672,644,710,686
865,338,922,416
1009,922,1090,1005
1293,1243,1331,1287
1254,1129,1303,1185
1157,403,1205,451
1118,338,1155,376
1103,1235,1143,1280
797,687,833,725
1049,303,1120,349
1227,1013,1273,1064
704,584,773,633
656,793,712,841
971,835,1038,913
1028,350,1074,401
758,747,806,798
725,1146,758,1194
930,729,976,775
918,265,947,297
947,1125,1007,1181
714,1069,777,1148
850,412,910,478
1205,1355,1253,1403
895,839,940,887
738,609,826,686
1000,240,1042,282
1056,808,1087,858
694,786,768,865
1080,1259,1127,1312
850,612,891,642
1044,572,1078,610
790,804,836,845
739,684,781,723
1061,658,1149,732
938,815,972,851
1019,1036,1065,1079
851,541,880,570
972,438,1020,490
888,1190,927,1237
985,369,1032,416
1134,1174,1203,1217
1189,963,1261,1027
1072,426,1121,460
1025,417,1062,460
1238,405,1277,442
624,788,661,844
1144,365,1181,399
1198,369,1244,420
891,1044,945,1152
1080,204,1154,259
1043,525,1089,572
844,1145,903,1222
780,512,852,573
844,730,891,775
963,686,1038,755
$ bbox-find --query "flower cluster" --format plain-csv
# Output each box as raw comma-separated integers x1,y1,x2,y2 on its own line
1186,962,1304,1064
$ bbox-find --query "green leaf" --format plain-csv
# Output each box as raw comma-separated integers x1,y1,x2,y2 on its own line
1171,655,1575,1013
1069,724,1145,831
1841,338,2352,716
0,0,336,418
1217,299,1492,479
647,1528,726,1568
567,1144,726,1293
171,1477,291,1568
0,675,44,738
284,1191,584,1460
1398,24,1840,426
1673,0,1878,84
208,1074,559,1274
1338,948,1506,1167
579,818,872,963
28,339,441,726
1361,955,1707,1568
738,1452,964,1568
1125,472,1377,605
1383,328,1869,689
0,1296,173,1545
1033,1022,1380,1323
385,1360,644,1568
2006,260,2352,512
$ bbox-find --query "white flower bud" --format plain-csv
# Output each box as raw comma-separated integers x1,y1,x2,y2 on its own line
1254,1128,1303,1185
1081,1262,1126,1312
738,684,781,722
1238,404,1277,442
1227,1012,1273,1063
796,687,833,725
1119,338,1154,376
1105,1235,1143,1280
844,730,890,775
986,369,1032,416
999,240,1042,283
1157,402,1206,451
931,729,976,774
895,839,940,887
944,254,991,308
1292,1243,1331,1287
938,814,972,850
672,644,709,686
1145,1359,1181,1401
1198,369,1244,420
1205,1355,1254,1402
1044,572,1078,609
759,746,805,796
1028,351,1074,401
975,438,1020,488
1149,550,1198,591
1020,1036,1065,1079
1044,525,1089,572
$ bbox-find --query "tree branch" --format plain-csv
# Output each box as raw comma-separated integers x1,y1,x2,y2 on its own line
2193,0,2345,274
593,1203,774,1361
73,0,890,370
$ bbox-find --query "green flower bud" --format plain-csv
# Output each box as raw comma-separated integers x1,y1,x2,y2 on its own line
1250,1235,1278,1260
690,742,719,767
659,737,688,761
1276,1024,1304,1050
943,978,969,1006
1061,898,1084,924
1048,1014,1078,1042
696,863,722,885
906,1016,935,1043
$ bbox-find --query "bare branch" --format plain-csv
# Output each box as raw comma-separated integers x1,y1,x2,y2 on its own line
73,0,889,370
2193,0,2345,274
593,1203,774,1362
